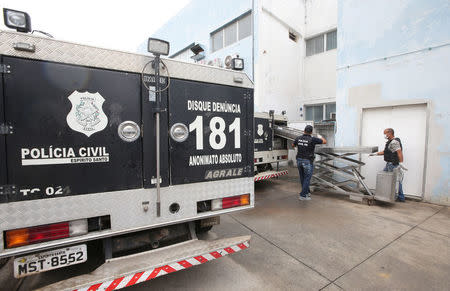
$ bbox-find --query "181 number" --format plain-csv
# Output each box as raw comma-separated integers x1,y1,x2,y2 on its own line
189,116,240,150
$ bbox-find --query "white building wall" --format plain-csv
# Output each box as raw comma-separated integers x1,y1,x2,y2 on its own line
254,0,305,121
147,0,338,125
302,0,337,117
259,0,305,36
303,49,336,105
305,0,337,37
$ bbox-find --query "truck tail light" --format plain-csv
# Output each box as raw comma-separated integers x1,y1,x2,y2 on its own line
211,194,250,211
281,155,288,159
240,194,250,205
5,219,88,249
69,219,89,236
222,196,241,209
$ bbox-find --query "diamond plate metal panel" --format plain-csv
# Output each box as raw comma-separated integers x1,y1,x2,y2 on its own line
0,31,253,89
0,177,254,257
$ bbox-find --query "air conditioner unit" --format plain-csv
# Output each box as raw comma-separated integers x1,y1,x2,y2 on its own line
330,112,336,120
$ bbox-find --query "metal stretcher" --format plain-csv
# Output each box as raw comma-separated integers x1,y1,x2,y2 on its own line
274,126,378,205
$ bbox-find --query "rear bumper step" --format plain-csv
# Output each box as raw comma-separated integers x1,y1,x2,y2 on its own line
38,235,250,291
254,170,289,181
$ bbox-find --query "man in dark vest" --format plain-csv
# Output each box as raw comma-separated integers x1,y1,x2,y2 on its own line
292,125,326,200
370,128,405,202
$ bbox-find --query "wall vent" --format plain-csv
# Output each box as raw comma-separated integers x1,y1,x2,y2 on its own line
289,31,298,42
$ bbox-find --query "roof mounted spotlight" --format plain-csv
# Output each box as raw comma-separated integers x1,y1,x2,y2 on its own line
3,8,32,33
147,38,170,56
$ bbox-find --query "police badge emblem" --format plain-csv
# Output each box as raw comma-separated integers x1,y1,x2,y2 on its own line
66,91,108,137
257,124,264,136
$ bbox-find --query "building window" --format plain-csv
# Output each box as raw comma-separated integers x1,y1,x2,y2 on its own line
306,35,324,56
238,13,252,40
306,29,337,57
305,104,324,122
325,103,336,119
224,22,237,47
211,30,223,52
211,11,252,53
305,103,336,122
326,30,337,51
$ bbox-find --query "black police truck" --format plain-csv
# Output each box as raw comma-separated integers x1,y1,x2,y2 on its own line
0,8,254,290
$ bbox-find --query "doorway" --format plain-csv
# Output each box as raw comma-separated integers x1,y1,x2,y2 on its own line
361,104,427,197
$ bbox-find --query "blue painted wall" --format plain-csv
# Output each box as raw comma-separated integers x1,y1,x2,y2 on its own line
339,0,450,67
337,0,450,204
138,0,254,79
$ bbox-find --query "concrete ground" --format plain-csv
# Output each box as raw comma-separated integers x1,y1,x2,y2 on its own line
128,169,449,290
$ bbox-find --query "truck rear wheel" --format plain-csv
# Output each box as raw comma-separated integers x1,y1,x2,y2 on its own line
197,225,213,233
195,222,213,233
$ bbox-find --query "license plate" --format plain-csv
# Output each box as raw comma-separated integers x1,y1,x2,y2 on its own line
14,244,87,278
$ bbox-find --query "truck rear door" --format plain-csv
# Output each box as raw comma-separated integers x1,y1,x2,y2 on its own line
168,79,253,185
2,56,143,202
0,56,7,199
254,117,273,152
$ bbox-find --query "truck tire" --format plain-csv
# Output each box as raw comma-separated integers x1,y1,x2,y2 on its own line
195,222,213,233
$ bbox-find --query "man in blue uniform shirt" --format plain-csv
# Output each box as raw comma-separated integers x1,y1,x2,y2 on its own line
292,125,326,200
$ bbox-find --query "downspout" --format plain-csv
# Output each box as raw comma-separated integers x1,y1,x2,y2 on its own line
252,0,255,82
302,0,307,119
